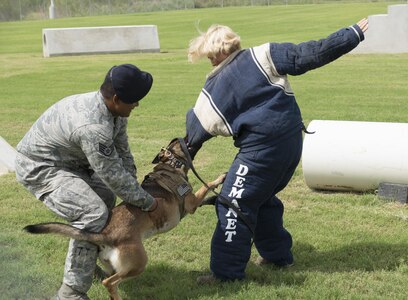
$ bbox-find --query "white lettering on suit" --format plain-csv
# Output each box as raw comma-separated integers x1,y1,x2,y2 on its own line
224,164,249,242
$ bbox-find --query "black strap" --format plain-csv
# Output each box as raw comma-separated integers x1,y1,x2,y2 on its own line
177,138,255,235
302,123,315,134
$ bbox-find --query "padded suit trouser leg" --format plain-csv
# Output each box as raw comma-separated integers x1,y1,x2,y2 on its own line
210,132,302,280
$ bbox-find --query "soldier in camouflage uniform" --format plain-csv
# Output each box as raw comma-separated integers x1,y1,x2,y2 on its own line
15,64,165,300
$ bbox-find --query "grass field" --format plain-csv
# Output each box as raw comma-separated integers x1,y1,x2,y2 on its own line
1,2,408,299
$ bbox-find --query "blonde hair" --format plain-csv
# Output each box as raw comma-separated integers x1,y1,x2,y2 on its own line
188,24,241,63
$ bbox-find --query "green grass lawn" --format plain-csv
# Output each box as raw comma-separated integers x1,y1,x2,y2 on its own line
1,2,408,299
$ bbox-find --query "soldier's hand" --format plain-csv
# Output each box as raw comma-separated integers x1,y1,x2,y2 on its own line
147,198,167,229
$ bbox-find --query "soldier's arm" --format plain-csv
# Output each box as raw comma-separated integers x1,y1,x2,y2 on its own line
113,118,137,179
71,124,155,211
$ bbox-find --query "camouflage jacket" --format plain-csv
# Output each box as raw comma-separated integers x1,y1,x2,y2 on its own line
15,91,154,210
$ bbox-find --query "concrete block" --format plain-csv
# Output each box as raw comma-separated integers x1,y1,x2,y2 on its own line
0,136,17,176
378,182,408,204
42,25,160,57
352,4,408,54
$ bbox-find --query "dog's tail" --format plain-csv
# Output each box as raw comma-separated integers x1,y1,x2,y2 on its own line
23,222,106,245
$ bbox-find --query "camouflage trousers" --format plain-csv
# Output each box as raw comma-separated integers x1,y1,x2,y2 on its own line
42,171,116,294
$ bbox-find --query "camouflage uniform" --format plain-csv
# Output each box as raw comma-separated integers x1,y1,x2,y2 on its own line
15,91,154,295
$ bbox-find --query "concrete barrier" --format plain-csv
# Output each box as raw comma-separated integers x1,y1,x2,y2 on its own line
352,4,408,54
0,137,17,176
42,25,160,57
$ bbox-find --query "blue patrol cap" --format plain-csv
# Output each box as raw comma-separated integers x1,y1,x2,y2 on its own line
109,64,153,104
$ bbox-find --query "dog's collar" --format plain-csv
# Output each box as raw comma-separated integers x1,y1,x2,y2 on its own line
161,147,186,169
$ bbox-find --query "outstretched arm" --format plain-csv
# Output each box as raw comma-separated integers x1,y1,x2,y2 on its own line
271,18,368,76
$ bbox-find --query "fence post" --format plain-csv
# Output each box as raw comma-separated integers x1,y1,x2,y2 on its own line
49,0,56,19
19,0,22,20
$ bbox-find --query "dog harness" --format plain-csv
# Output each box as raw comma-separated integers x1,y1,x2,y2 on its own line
143,164,192,220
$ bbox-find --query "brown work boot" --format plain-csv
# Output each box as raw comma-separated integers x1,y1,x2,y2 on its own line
255,256,294,268
196,273,220,285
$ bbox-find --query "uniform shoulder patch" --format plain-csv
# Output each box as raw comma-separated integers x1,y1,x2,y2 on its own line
99,143,114,156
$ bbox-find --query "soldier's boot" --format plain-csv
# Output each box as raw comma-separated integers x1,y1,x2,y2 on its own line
58,239,98,300
55,283,90,300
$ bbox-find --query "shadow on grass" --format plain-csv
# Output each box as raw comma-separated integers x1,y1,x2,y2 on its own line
0,234,58,300
117,241,408,299
117,263,307,299
4,237,406,299
246,241,408,286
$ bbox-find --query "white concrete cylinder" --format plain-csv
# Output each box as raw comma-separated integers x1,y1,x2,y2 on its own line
302,120,408,192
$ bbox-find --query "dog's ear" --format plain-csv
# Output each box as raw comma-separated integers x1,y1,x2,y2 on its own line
167,138,179,150
152,150,165,164
152,154,161,164
171,141,183,156
170,137,179,144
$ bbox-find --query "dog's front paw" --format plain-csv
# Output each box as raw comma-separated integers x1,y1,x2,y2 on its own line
200,195,217,206
212,172,227,188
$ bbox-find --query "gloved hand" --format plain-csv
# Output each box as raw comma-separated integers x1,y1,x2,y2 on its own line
147,198,167,229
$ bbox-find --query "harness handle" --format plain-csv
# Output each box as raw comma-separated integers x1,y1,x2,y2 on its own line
177,137,255,235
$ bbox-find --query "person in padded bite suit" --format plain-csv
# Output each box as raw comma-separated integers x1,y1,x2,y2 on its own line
185,19,368,283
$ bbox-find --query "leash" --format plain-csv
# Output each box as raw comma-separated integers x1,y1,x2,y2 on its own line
177,138,255,235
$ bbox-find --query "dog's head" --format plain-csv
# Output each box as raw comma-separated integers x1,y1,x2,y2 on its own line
152,138,190,171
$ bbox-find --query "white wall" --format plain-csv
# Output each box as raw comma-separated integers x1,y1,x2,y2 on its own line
43,25,160,57
0,137,17,176
352,4,408,54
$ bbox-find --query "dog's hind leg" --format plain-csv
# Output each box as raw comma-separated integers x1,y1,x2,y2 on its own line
102,273,123,300
102,243,148,300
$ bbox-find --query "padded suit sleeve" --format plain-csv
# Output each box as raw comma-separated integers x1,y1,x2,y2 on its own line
270,24,365,76
185,108,213,159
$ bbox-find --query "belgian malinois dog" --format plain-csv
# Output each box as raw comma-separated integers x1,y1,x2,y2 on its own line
24,138,225,300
